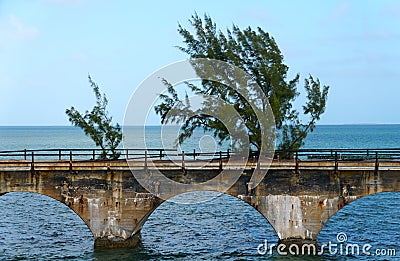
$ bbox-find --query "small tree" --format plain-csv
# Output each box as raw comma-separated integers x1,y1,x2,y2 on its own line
155,14,329,158
66,75,122,160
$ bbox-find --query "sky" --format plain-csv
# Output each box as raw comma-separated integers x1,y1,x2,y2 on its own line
1,0,400,126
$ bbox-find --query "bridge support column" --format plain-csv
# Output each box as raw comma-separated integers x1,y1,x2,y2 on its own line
249,194,352,246
60,170,162,249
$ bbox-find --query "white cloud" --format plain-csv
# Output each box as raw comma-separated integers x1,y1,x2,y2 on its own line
0,14,39,45
321,2,351,25
384,2,400,16
8,14,39,39
331,2,350,17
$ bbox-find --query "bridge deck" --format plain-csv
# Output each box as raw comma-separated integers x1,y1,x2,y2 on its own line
1,159,400,172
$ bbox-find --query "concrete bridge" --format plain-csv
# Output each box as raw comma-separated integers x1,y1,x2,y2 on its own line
0,148,399,249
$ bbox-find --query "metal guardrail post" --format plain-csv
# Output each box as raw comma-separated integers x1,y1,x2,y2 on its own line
159,149,163,160
374,151,379,177
335,151,338,174
125,149,129,160
24,149,27,161
227,149,230,159
30,151,34,172
193,149,196,160
69,151,73,173
256,158,261,177
182,151,185,174
92,149,96,160
219,151,222,171
144,150,148,171
59,149,62,160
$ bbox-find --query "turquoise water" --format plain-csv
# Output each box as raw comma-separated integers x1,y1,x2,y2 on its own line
303,124,400,149
2,124,400,151
0,125,399,260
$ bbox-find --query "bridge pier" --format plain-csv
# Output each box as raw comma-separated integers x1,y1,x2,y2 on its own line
235,167,399,251
0,167,162,249
94,232,141,249
242,194,346,242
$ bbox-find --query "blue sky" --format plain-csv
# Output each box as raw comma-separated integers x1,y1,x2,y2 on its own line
1,0,400,125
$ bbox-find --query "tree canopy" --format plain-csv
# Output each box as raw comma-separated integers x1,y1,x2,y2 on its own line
155,14,329,157
66,75,122,159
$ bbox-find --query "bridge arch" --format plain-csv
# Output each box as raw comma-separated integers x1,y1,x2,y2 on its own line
0,192,93,259
318,192,400,248
140,191,278,257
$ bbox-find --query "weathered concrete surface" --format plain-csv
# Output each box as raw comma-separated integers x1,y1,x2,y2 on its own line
0,160,399,248
0,166,161,248
235,167,400,246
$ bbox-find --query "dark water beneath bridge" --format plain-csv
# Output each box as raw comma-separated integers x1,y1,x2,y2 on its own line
0,125,399,260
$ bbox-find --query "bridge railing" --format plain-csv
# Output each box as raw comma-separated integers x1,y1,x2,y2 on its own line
1,148,400,173
0,148,174,161
276,148,400,161
1,148,400,164
0,148,233,163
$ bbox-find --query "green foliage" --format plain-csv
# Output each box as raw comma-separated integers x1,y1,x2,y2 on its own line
155,14,329,158
65,75,122,160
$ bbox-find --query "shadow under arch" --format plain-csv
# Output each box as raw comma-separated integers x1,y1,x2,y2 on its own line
138,190,279,258
0,192,94,259
318,192,399,251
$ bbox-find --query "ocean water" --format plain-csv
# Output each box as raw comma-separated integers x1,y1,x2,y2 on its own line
0,125,399,260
